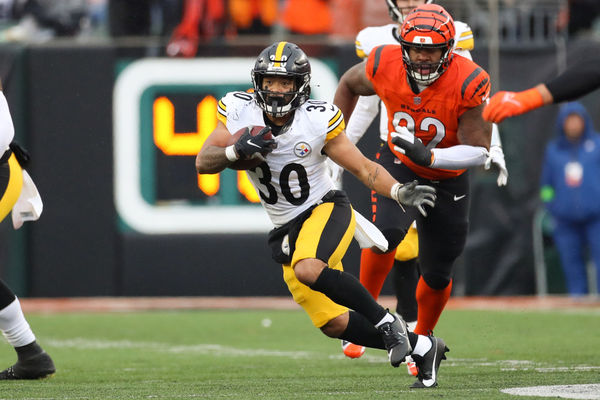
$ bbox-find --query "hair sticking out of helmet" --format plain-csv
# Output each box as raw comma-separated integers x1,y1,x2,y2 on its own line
386,0,434,24
251,41,311,118
399,3,455,85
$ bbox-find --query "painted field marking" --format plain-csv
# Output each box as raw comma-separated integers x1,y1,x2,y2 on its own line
502,384,600,399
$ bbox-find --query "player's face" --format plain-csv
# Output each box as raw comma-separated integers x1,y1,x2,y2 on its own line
260,74,297,121
262,75,295,94
407,47,443,75
396,0,427,18
396,0,426,9
563,113,585,141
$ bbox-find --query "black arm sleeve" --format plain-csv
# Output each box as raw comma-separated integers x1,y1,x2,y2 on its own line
545,52,600,103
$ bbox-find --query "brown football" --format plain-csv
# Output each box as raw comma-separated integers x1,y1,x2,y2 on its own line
227,125,272,170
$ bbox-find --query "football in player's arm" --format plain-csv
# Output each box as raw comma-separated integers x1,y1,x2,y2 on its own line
196,41,450,389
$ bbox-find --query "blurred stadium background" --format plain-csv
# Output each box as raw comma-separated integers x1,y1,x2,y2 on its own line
0,0,599,300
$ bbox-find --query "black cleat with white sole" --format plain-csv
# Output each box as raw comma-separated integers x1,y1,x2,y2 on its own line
410,336,449,388
377,315,412,367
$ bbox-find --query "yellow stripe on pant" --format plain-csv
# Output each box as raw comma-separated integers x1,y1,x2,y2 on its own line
282,201,356,328
395,224,419,261
0,154,23,222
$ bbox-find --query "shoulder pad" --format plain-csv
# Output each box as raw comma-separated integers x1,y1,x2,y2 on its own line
302,100,345,142
460,64,490,103
454,20,474,51
217,91,254,125
355,24,397,59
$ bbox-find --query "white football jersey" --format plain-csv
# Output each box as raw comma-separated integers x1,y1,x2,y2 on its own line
0,92,14,152
349,20,475,143
217,91,345,227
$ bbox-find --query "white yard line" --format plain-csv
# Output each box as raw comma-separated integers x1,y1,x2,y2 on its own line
502,384,600,399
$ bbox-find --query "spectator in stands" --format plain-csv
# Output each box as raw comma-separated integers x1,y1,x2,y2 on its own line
166,0,227,58
228,0,278,35
280,0,331,35
0,0,88,41
109,0,182,37
540,101,600,296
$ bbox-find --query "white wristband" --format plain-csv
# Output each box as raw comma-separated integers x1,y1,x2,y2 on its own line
390,182,401,199
390,182,405,212
225,145,239,162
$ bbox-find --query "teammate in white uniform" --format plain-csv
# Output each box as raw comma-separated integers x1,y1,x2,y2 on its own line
197,42,450,388
0,83,55,380
333,0,508,370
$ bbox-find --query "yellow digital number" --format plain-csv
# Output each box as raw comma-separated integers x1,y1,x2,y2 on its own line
153,95,259,203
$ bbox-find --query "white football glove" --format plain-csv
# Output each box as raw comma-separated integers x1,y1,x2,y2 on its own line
484,145,508,187
326,158,344,190
391,180,436,217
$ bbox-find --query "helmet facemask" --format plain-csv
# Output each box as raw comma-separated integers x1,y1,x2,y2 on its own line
401,41,454,85
252,71,310,118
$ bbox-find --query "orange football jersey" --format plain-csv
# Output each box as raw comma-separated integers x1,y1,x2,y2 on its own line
366,45,490,180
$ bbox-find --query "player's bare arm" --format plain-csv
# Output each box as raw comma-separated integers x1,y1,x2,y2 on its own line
457,103,492,149
334,61,376,121
324,131,436,215
324,131,396,194
195,121,233,174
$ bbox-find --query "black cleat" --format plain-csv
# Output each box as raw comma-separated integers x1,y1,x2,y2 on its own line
0,351,55,380
410,336,449,388
377,315,412,367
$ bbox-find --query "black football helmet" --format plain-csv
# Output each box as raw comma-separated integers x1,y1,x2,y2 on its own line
386,0,434,23
251,41,311,118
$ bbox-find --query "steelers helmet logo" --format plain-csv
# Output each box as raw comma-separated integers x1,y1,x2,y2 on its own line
294,142,312,157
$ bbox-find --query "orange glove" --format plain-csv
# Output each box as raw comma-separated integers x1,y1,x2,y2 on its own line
482,87,545,123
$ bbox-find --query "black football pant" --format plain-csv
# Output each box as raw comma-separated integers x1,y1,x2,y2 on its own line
372,144,470,290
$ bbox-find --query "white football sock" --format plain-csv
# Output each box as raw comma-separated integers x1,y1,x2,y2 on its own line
374,312,395,328
0,298,36,347
412,335,433,357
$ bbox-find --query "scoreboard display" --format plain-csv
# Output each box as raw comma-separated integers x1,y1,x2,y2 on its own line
113,58,338,234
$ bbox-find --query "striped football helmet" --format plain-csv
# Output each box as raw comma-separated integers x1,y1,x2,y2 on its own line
399,4,455,85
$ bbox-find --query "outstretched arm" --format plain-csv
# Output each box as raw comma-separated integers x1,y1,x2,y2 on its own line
391,104,491,170
482,51,600,124
482,84,552,124
325,131,436,216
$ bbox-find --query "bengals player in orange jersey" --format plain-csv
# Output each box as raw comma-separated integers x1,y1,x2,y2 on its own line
334,4,491,344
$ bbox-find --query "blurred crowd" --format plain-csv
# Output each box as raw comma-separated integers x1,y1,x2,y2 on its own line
0,0,391,45
0,0,597,51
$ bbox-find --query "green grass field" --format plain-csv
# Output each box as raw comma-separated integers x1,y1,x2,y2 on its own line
0,307,599,399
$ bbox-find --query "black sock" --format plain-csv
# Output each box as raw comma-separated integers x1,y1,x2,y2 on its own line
15,341,43,361
408,331,418,350
0,279,17,309
393,258,419,322
340,311,385,349
340,312,419,350
309,268,387,325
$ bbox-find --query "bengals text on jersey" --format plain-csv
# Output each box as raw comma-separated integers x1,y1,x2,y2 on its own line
366,45,490,180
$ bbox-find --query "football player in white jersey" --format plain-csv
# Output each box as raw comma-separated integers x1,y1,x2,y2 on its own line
196,42,450,388
332,0,508,370
0,81,55,380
